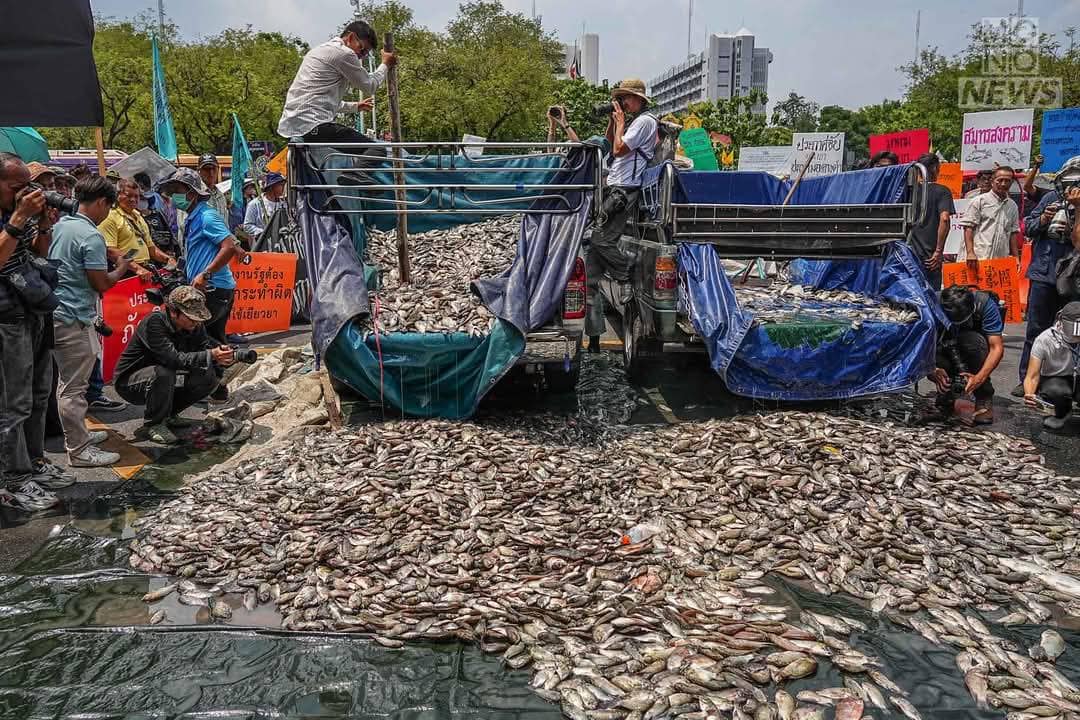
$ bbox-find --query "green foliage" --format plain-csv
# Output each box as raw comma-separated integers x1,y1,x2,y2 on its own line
674,91,791,165
771,92,819,133
551,79,612,140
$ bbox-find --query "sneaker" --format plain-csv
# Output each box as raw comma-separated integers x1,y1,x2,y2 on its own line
1010,383,1025,398
225,333,250,345
10,480,59,510
31,459,76,489
88,397,127,412
1044,414,1070,431
69,445,120,468
141,423,178,445
165,416,201,429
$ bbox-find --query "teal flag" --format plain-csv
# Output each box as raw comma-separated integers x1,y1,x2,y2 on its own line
151,36,177,162
230,113,253,208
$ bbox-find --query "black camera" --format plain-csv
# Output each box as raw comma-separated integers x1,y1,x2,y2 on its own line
93,316,113,337
592,99,622,118
26,182,78,216
547,105,565,122
231,346,258,364
940,334,968,399
145,262,187,307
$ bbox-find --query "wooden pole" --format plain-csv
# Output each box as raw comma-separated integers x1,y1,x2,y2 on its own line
94,127,107,176
384,32,410,284
782,151,815,206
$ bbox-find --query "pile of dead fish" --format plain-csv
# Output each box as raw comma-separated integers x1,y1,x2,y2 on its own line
735,283,919,328
361,216,519,336
131,382,1080,720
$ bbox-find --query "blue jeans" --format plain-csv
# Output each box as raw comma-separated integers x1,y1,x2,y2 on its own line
86,359,105,403
1020,280,1063,382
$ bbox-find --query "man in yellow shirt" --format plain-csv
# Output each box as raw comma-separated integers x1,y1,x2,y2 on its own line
98,178,175,277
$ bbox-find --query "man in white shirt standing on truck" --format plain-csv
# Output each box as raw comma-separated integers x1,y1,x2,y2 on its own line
585,78,658,352
277,20,397,145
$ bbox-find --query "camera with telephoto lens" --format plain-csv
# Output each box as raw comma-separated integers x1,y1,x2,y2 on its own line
145,262,187,307
592,98,624,118
1049,162,1080,242
940,333,969,399
231,346,258,364
25,182,78,216
547,106,565,122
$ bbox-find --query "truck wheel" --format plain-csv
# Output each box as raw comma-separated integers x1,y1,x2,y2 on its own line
543,359,580,393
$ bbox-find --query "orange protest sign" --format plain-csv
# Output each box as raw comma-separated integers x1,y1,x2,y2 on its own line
226,252,298,334
941,257,1022,323
938,163,963,199
265,147,288,177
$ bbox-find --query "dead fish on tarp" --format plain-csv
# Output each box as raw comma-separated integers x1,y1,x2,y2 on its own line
735,283,919,326
128,396,1080,720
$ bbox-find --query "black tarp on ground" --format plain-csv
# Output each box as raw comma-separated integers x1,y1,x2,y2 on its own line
0,0,104,127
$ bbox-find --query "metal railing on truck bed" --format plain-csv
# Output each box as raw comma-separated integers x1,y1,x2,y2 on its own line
652,163,929,259
287,141,603,221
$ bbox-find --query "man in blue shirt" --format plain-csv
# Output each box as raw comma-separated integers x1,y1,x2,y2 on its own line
928,285,1006,424
1015,155,1080,395
158,168,245,346
49,177,132,468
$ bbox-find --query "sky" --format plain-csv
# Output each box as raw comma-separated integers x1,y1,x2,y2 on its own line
92,0,1080,110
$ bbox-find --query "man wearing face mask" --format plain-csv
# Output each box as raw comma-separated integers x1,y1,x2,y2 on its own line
927,285,1005,424
277,19,397,145
157,168,245,348
1023,301,1080,430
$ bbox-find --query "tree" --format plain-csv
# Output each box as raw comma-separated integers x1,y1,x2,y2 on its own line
550,79,611,141
676,91,791,165
817,105,875,166
771,92,819,133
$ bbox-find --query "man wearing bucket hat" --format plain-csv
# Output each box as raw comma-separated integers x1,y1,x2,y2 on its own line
585,77,659,352
239,172,286,245
1023,301,1080,430
113,286,235,444
157,168,245,349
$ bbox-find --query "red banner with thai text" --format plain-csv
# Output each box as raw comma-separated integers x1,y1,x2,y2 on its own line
101,276,158,383
868,129,930,165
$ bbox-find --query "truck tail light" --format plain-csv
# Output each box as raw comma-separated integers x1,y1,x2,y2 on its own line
654,252,677,300
563,257,586,319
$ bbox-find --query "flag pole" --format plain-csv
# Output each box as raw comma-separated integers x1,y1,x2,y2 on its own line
385,32,410,284
94,127,106,176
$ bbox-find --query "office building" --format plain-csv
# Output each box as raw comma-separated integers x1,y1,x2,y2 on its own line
560,33,600,84
649,29,772,116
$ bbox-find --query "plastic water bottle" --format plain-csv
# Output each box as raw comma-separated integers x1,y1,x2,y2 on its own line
621,521,665,545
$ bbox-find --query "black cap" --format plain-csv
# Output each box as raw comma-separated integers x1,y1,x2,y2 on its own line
1060,301,1080,343
197,153,219,169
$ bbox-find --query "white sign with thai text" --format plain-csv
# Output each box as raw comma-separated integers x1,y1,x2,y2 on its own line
790,133,845,177
738,146,796,175
961,109,1034,172
944,198,971,256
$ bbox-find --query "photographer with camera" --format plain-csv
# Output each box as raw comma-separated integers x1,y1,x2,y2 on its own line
1013,156,1080,397
48,177,132,469
927,285,1005,424
1023,302,1080,430
0,153,76,510
585,78,658,352
546,105,579,143
113,286,237,445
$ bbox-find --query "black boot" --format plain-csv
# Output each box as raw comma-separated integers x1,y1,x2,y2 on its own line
587,336,601,354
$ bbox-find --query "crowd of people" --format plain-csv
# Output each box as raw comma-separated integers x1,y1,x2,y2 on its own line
0,151,291,511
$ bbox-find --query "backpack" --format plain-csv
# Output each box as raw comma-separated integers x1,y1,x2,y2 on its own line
1056,250,1080,302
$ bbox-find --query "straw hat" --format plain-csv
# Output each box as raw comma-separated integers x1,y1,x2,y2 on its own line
612,78,650,105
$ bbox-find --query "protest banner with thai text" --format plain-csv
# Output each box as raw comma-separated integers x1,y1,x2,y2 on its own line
943,198,970,256
679,128,719,171
938,163,963,199
868,129,929,164
226,252,298,334
101,276,158,383
738,146,795,175
1039,108,1080,173
941,257,1022,323
790,132,845,177
960,109,1033,172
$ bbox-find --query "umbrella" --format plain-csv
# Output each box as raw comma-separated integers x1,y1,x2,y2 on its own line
0,127,49,163
108,146,177,186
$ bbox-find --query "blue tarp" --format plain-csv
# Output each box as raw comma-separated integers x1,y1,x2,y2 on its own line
298,147,596,418
676,165,942,400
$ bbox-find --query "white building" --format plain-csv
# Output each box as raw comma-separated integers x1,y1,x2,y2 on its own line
560,33,600,84
649,29,772,116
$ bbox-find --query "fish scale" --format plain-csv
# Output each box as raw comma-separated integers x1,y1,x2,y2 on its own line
130,355,1080,720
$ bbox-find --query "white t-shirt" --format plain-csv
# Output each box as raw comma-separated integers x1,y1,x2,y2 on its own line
607,114,658,188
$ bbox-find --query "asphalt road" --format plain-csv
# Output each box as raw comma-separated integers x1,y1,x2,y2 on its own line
1,321,1077,573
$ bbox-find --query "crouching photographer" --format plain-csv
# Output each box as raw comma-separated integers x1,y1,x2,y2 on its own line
585,78,658,352
927,285,1005,425
112,286,253,445
1022,302,1080,431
